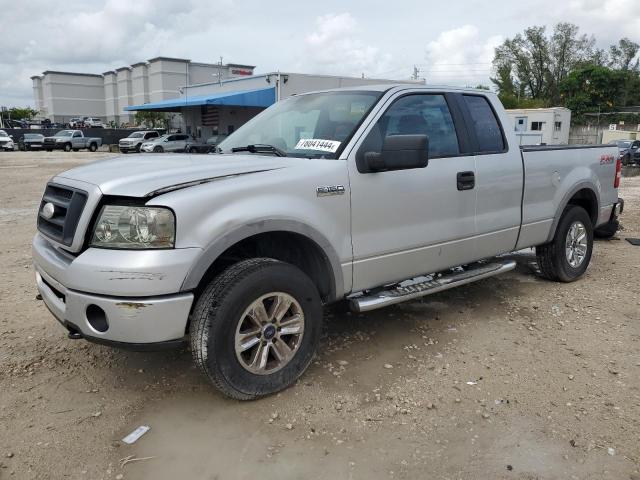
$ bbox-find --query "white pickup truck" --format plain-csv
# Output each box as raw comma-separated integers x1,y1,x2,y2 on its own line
32,85,623,399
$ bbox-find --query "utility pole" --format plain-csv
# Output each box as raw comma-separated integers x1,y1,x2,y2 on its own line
411,65,420,80
218,56,223,86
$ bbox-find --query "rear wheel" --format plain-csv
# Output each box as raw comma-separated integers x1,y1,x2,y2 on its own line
89,143,97,152
594,219,619,239
536,205,593,282
190,258,322,400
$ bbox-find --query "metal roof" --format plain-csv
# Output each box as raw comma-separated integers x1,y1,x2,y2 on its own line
124,87,276,112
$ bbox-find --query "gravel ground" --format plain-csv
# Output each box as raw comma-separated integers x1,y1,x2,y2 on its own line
0,151,639,480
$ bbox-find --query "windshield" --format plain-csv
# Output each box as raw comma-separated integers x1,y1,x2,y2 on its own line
55,130,73,137
218,91,382,158
0,130,7,138
128,132,144,138
25,134,42,139
617,140,631,148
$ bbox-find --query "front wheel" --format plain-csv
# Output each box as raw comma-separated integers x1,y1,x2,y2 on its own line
190,258,322,400
153,146,163,153
536,205,593,282
189,147,198,153
64,143,72,152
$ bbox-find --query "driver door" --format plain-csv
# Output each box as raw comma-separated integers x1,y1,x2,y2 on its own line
348,92,478,292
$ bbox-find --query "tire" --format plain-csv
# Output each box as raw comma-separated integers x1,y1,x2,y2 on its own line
190,258,322,400
64,143,72,152
46,149,52,152
89,143,97,152
135,144,141,153
622,154,631,166
189,147,197,153
594,219,619,239
536,205,593,282
153,146,163,153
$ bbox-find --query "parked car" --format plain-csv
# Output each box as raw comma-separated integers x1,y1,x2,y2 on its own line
140,133,189,153
43,130,102,152
32,85,624,400
0,129,15,151
118,131,160,153
84,118,104,128
608,139,640,165
184,134,227,153
18,133,45,150
68,118,84,128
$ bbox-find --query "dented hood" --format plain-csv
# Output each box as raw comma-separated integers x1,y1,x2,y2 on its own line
56,153,293,197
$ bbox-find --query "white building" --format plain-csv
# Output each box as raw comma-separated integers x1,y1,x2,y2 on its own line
31,58,255,125
505,107,571,145
126,72,423,139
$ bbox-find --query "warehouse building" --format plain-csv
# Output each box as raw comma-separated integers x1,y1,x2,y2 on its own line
124,72,422,140
31,58,255,125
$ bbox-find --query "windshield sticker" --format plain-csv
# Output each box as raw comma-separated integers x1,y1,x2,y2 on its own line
294,138,341,153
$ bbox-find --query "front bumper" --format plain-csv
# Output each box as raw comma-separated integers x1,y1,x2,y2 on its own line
118,144,138,152
33,233,200,345
44,142,65,150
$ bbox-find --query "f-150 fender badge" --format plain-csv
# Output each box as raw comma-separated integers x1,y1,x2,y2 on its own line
316,185,345,197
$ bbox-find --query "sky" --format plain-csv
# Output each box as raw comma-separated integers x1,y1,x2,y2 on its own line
1,0,639,108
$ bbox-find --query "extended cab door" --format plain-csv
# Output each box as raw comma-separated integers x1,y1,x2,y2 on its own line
458,94,523,258
72,131,83,148
347,91,478,292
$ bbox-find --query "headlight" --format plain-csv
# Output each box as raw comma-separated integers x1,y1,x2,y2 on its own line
90,205,175,249
56,138,65,142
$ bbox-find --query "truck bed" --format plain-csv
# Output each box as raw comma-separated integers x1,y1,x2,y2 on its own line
516,143,619,249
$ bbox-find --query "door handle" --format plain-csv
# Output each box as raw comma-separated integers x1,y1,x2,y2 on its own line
457,171,475,191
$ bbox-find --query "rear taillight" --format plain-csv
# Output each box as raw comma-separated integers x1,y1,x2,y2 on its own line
614,158,622,188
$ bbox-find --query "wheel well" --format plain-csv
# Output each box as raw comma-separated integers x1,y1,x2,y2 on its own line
566,188,598,226
193,231,336,304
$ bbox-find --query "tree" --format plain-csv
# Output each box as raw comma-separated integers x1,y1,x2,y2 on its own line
609,38,640,71
7,107,38,120
134,111,167,129
559,66,627,121
493,23,598,105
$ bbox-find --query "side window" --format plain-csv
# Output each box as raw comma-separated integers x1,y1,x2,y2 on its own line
462,95,505,153
73,131,81,138
166,135,175,141
359,94,460,161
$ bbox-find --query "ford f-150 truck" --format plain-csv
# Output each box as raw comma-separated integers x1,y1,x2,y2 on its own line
44,130,102,152
32,85,624,400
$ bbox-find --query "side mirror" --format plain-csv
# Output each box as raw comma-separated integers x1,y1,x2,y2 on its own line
364,134,429,172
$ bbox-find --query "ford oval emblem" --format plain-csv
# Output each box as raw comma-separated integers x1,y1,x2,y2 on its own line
42,202,55,219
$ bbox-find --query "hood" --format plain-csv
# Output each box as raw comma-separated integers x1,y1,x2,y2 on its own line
55,153,296,197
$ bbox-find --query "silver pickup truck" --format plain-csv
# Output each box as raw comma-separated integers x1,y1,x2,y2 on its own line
32,85,623,399
44,130,102,152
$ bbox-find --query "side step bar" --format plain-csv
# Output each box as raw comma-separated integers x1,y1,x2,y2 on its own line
350,260,516,312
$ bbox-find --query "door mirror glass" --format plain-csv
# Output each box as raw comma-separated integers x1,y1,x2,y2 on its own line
365,134,429,172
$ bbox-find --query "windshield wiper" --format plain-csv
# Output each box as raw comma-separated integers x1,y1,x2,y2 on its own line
231,144,287,157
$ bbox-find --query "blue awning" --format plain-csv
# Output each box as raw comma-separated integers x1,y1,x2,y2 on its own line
124,87,276,111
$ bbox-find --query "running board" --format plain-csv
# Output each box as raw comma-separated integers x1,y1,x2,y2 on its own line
349,260,517,312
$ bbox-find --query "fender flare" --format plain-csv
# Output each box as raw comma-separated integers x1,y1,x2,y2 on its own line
546,181,600,243
180,219,345,300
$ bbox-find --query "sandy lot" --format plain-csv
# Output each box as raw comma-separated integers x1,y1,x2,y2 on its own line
0,151,639,480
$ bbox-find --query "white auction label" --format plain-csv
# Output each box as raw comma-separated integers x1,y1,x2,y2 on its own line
294,138,341,153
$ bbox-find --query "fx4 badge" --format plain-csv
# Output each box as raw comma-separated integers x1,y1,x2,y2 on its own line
316,185,345,197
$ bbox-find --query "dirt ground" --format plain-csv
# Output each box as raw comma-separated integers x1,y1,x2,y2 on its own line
0,150,638,480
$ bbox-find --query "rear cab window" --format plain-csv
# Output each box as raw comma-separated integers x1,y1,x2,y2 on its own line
462,95,506,154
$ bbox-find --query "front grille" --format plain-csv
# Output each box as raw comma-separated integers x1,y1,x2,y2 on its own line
37,183,87,246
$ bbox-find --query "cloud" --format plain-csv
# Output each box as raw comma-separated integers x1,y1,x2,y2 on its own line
424,25,502,87
301,12,393,77
565,0,640,42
